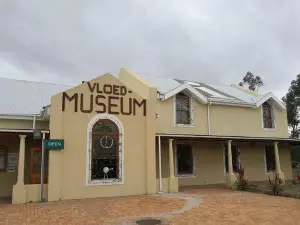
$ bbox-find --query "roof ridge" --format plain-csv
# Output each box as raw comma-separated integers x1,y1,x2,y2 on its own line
0,76,74,87
231,84,262,96
136,73,175,80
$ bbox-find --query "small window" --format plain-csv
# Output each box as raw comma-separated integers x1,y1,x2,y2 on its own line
176,144,194,176
265,145,276,173
224,144,240,173
262,102,275,129
175,92,191,125
0,146,8,172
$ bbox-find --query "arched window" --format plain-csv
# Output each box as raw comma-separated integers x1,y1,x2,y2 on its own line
87,114,123,185
262,102,275,129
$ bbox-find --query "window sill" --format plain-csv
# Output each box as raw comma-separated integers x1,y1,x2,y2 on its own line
176,174,196,178
87,179,124,186
224,172,238,176
263,128,276,132
265,171,275,175
175,124,194,128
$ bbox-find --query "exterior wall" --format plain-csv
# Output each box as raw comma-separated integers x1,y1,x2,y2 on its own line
156,98,208,135
210,105,288,137
0,119,49,130
240,143,292,181
26,184,48,202
0,134,43,197
157,140,292,187
48,72,157,201
0,135,19,197
156,178,170,193
156,96,289,138
178,142,225,186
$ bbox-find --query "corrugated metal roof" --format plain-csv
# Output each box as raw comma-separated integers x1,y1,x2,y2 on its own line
137,74,181,94
0,77,72,115
0,73,279,117
139,74,263,105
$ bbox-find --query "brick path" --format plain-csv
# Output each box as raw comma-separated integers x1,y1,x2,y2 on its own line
1,188,300,224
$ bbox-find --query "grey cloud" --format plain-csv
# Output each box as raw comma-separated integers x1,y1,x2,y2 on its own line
0,0,300,98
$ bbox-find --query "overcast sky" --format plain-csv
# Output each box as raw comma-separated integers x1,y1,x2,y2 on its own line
0,1,300,98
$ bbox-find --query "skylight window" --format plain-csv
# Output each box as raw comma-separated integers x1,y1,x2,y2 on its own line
185,81,200,86
195,86,233,99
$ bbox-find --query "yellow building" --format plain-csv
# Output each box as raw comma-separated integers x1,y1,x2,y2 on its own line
0,68,299,204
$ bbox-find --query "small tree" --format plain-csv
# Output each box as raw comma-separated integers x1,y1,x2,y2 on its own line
282,75,300,138
234,165,251,191
239,71,264,92
266,172,284,196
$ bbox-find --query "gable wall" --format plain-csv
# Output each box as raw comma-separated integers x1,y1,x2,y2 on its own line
48,73,157,201
156,96,289,138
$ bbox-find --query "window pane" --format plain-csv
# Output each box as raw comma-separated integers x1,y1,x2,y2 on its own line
0,156,4,170
265,146,275,172
0,147,6,170
224,145,239,173
263,103,274,129
176,111,189,124
92,135,118,180
93,120,118,133
176,144,193,175
224,150,229,173
176,93,190,124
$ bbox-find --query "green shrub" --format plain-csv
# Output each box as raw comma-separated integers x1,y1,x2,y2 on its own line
292,179,300,185
266,172,284,196
234,165,252,191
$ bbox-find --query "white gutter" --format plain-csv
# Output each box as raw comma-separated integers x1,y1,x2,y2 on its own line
207,101,212,135
0,129,49,133
0,114,42,120
33,116,36,130
158,135,163,193
155,133,300,142
40,132,46,202
208,100,256,108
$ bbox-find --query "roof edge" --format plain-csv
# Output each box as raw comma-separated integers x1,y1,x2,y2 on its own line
255,93,286,110
162,83,208,104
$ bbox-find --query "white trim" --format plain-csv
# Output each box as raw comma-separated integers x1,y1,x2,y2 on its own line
163,82,207,104
207,101,211,135
174,142,196,178
0,114,44,120
173,93,194,128
155,133,300,142
0,129,49,133
86,114,124,186
158,136,163,193
208,100,256,108
256,93,286,111
261,101,276,131
223,143,240,175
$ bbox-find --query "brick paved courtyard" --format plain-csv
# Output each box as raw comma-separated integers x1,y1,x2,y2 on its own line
1,188,300,224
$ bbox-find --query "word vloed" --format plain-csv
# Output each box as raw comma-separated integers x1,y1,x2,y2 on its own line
62,82,146,116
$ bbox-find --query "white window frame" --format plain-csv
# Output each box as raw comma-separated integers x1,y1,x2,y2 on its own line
223,144,240,175
173,92,194,127
264,144,275,174
174,142,196,178
261,101,276,131
86,113,124,186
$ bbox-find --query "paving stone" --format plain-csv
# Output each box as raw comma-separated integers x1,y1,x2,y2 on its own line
1,189,300,224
